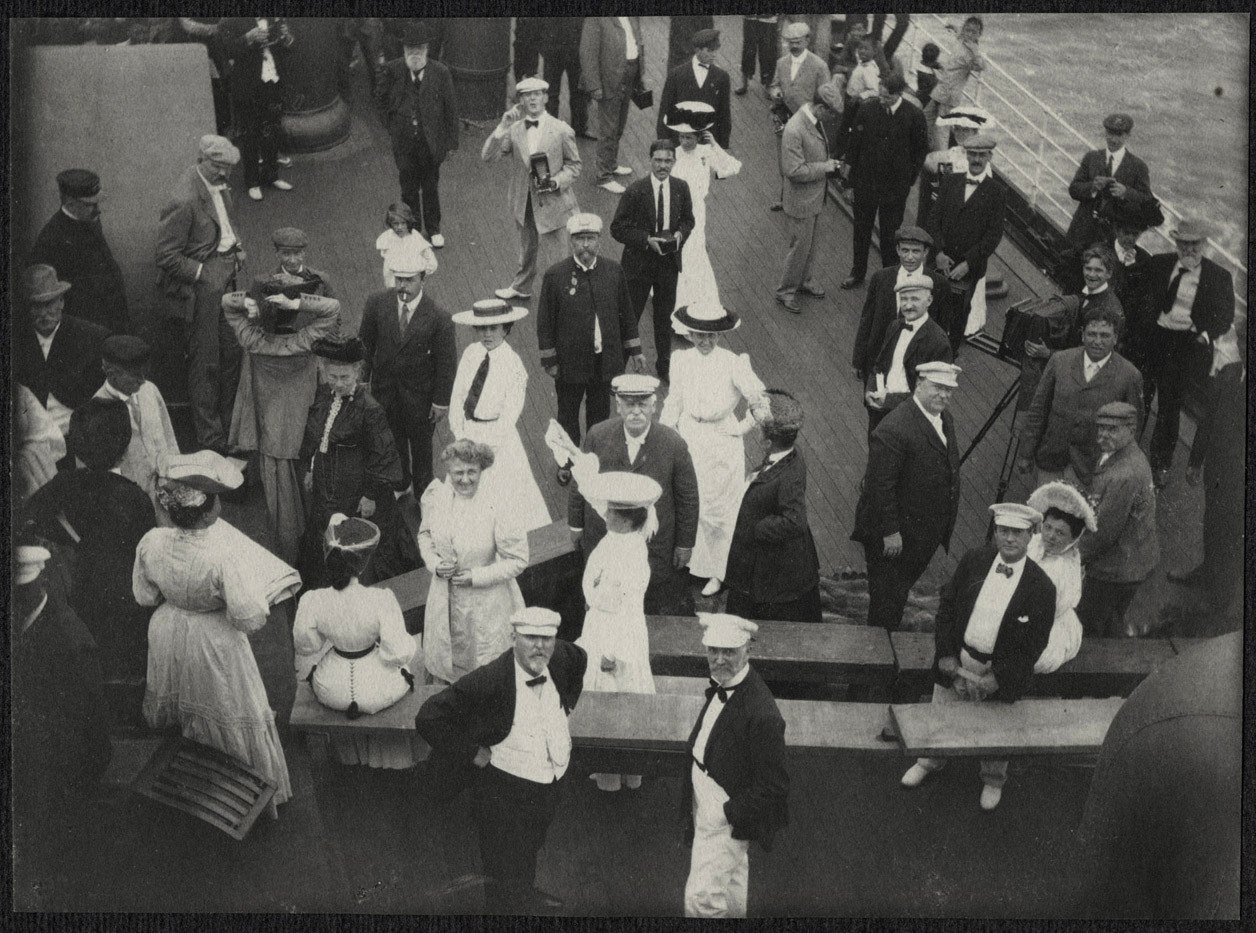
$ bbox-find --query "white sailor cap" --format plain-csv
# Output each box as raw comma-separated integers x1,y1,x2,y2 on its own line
699,613,758,649
515,76,549,95
989,502,1043,530
915,361,962,387
566,212,603,235
611,373,661,397
511,606,561,636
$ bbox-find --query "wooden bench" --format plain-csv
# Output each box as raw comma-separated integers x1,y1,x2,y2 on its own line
890,698,1124,757
648,616,897,687
889,631,1176,699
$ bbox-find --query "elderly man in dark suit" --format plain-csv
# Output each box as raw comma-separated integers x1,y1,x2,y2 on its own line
537,212,645,479
416,607,586,915
580,15,643,193
1132,220,1235,488
481,76,581,302
1017,305,1144,488
900,503,1056,812
610,139,696,383
569,374,699,616
841,72,929,290
683,613,789,917
219,17,295,202
155,134,245,453
30,169,128,334
929,134,1007,350
724,390,822,624
862,272,953,436
852,226,949,383
357,238,456,495
16,264,109,440
375,23,460,248
657,28,732,150
852,362,963,632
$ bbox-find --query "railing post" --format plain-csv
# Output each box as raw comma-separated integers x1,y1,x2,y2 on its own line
1030,110,1046,212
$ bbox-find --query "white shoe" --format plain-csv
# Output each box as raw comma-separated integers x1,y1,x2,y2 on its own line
612,165,633,176
598,180,626,194
701,578,723,597
494,287,532,300
901,763,932,788
248,187,263,201
276,155,293,167
980,785,1003,811
271,179,294,191
430,233,446,248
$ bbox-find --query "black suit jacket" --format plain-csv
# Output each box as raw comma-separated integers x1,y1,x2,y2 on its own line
930,173,1006,282
869,315,954,394
851,265,949,378
374,57,461,162
219,18,292,97
724,449,821,604
682,665,789,850
16,316,110,411
1136,253,1235,344
846,98,929,197
610,175,696,277
656,59,732,149
358,290,457,415
537,255,641,383
29,211,129,334
852,399,961,552
932,546,1056,702
1066,148,1155,246
415,641,587,799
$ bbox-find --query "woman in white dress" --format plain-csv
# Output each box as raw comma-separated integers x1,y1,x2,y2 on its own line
661,303,768,597
135,451,300,815
1025,481,1097,673
419,439,529,684
447,298,551,532
294,514,420,768
665,101,742,316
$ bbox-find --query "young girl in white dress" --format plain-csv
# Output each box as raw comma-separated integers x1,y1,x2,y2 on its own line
1025,481,1097,673
665,102,742,317
661,302,768,597
375,201,437,288
447,299,552,532
546,421,660,792
294,514,421,768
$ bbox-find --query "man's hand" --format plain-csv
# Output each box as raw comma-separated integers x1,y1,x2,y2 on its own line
864,390,885,410
647,236,668,256
626,355,647,375
358,496,376,519
1091,175,1111,195
673,230,685,248
935,252,953,274
544,363,559,379
245,24,268,45
499,104,521,130
450,570,473,587
768,86,782,101
269,293,301,311
244,296,262,319
882,532,903,557
1016,457,1034,475
303,470,314,493
1185,465,1203,486
948,260,970,281
430,404,448,424
435,560,458,580
673,546,692,570
1108,180,1127,199
600,654,617,673
472,746,492,768
974,671,999,699
937,655,959,677
1023,339,1051,360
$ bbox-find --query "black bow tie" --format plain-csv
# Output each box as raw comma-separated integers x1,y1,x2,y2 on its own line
900,320,916,332
696,62,709,69
705,679,737,703
995,562,1014,578
525,118,540,128
526,674,547,687
412,70,424,82
965,177,982,186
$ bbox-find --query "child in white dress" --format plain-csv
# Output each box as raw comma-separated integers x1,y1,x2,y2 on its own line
375,202,437,289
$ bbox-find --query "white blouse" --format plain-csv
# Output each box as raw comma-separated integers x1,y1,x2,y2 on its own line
447,341,529,449
661,346,766,433
293,582,413,664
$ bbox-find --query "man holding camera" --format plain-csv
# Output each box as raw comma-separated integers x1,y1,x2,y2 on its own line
481,76,582,303
220,17,295,202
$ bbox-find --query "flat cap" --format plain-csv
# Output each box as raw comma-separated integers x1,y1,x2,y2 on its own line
611,373,661,397
689,28,720,49
198,134,241,165
1102,112,1134,134
511,606,561,636
962,134,997,152
515,76,549,94
895,224,933,247
916,361,962,387
989,502,1042,530
895,271,936,293
1095,400,1139,423
566,212,603,235
272,227,309,249
699,613,758,648
780,21,811,40
102,334,151,368
1170,219,1207,242
56,168,101,200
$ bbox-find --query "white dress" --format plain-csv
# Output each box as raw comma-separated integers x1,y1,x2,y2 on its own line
134,519,301,814
671,142,742,319
418,479,529,684
447,341,552,532
374,228,437,288
661,346,766,579
577,530,655,695
1029,535,1084,674
294,582,420,768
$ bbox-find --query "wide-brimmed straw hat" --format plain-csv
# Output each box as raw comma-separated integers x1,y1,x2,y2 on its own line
451,298,529,327
672,302,739,334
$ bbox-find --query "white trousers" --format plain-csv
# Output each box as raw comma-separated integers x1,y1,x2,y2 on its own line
684,763,750,917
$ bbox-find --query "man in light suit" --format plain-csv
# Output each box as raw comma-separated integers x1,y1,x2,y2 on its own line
481,76,581,302
774,88,843,313
609,140,695,382
375,23,460,248
580,16,642,193
357,239,456,495
657,28,732,150
569,374,699,616
768,21,830,212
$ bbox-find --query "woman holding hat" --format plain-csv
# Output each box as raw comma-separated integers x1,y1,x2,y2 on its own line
294,514,420,768
1025,481,1097,674
419,439,529,685
666,101,742,316
662,304,766,597
135,450,301,814
448,299,551,532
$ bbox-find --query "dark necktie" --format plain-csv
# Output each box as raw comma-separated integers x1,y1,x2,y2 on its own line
656,181,665,233
525,119,540,128
1164,267,1186,313
412,69,424,84
526,674,547,687
995,562,1013,579
705,679,737,703
463,352,491,421
1080,293,1091,311
1105,153,1114,176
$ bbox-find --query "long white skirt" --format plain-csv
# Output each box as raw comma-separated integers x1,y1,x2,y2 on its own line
676,416,746,580
462,420,552,533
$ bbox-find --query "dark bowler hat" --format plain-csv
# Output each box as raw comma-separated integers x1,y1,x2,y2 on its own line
57,168,101,200
272,227,309,249
102,334,151,368
690,28,721,50
1102,112,1134,134
402,21,431,49
313,335,365,364
895,225,933,247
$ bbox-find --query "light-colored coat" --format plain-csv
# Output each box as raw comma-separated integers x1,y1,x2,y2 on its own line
770,50,830,115
479,111,581,234
780,107,831,219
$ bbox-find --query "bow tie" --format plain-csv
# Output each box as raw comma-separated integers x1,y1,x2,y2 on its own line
525,118,540,128
899,319,916,332
995,562,1014,578
411,70,424,82
965,176,983,186
705,679,737,703
696,62,709,69
526,674,547,688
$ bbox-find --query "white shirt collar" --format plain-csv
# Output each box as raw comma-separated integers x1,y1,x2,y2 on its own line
992,553,1027,572
514,658,548,688
1106,145,1126,163
692,54,709,74
625,423,651,447
1085,352,1112,371
766,448,792,465
35,323,61,347
800,103,818,124
1113,239,1137,264
399,292,423,312
574,254,598,272
716,663,751,690
966,166,992,184
885,97,902,115
1082,282,1109,295
100,380,134,402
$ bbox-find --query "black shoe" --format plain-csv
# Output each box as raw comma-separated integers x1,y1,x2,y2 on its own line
769,202,784,212
1152,467,1170,489
556,465,572,486
840,275,865,290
